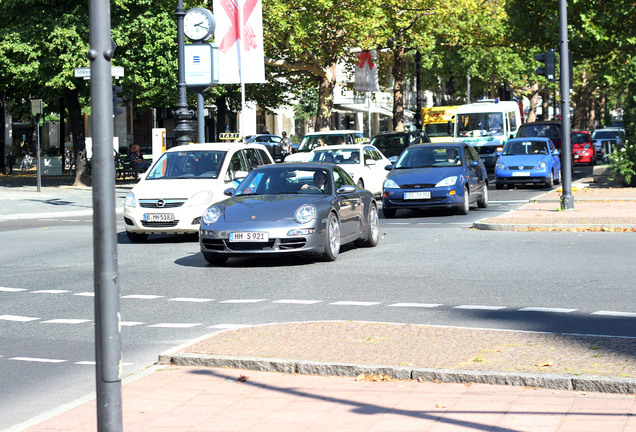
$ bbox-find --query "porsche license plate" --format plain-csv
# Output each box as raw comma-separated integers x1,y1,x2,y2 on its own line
404,191,431,200
512,172,531,177
144,213,175,222
229,232,269,242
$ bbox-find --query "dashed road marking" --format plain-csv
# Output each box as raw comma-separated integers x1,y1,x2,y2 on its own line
31,290,70,294
41,319,92,325
219,299,267,304
121,295,164,300
74,292,95,297
273,299,322,304
10,357,66,363
454,305,507,310
330,301,381,306
147,323,203,328
592,311,636,318
209,324,253,330
0,287,27,292
169,297,214,303
388,303,442,308
519,307,577,313
121,321,146,326
0,315,40,322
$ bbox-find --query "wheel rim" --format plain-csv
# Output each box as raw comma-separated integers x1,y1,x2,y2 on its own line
328,215,340,256
369,205,380,242
482,186,488,204
463,188,470,212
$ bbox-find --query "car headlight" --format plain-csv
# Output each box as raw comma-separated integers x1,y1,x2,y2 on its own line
295,204,316,224
202,206,221,225
496,162,506,170
436,176,458,187
537,161,546,169
187,190,214,207
124,191,136,208
383,178,399,189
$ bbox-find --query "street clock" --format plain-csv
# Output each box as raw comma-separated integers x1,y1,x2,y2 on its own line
184,7,215,41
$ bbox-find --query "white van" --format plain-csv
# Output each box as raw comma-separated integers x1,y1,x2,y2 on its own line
453,100,522,169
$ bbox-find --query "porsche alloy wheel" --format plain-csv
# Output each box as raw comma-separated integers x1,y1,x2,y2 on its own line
322,212,340,261
356,203,379,247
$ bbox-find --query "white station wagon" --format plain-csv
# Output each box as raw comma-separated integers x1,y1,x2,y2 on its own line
123,142,274,242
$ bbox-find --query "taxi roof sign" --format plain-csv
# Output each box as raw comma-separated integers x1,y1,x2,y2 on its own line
219,132,241,140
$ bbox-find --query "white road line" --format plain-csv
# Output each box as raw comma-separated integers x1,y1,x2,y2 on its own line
121,321,146,326
0,287,27,292
388,303,442,308
454,305,507,310
41,319,92,324
273,299,322,304
147,323,203,328
121,294,164,299
75,361,133,366
591,311,636,318
10,357,66,363
31,290,70,294
519,307,577,313
330,301,381,306
169,297,214,303
209,324,253,330
219,299,267,304
74,292,95,297
0,315,40,322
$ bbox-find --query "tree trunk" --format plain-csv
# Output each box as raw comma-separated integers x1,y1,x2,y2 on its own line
526,83,540,123
315,62,337,131
392,44,405,131
588,95,597,131
540,89,551,121
64,87,90,186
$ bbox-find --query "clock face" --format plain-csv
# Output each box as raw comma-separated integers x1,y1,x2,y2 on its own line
184,8,213,41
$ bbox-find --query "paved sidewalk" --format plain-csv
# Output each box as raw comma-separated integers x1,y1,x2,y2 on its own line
3,171,636,432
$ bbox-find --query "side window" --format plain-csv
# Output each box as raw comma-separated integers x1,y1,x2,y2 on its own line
224,151,248,182
463,146,476,164
467,146,480,162
333,167,355,188
243,148,263,170
257,148,271,165
509,111,517,132
363,147,375,163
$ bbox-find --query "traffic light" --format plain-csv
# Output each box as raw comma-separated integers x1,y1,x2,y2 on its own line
112,85,124,117
535,49,556,82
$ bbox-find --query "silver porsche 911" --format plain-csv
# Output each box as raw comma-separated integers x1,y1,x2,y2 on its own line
199,163,380,264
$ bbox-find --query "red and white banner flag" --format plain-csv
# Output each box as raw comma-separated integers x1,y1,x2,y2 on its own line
355,50,379,92
213,0,266,84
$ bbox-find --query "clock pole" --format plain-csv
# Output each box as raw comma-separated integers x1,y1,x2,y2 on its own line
174,0,194,146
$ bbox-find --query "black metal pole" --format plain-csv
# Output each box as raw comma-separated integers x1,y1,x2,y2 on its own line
174,0,194,146
559,0,574,210
88,0,123,428
415,51,422,130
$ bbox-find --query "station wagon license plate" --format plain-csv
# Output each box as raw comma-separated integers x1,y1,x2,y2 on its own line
144,213,175,222
404,191,431,200
229,232,269,242
512,172,531,177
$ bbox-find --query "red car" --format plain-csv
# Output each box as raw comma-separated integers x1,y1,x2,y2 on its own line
571,130,596,165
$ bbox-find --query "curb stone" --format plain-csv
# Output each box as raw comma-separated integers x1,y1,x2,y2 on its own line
162,353,636,395
472,222,636,231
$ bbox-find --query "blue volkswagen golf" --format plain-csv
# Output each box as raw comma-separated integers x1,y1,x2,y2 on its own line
494,137,561,189
381,143,489,218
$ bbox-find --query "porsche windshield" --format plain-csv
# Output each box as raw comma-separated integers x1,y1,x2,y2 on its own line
236,168,332,195
145,150,226,180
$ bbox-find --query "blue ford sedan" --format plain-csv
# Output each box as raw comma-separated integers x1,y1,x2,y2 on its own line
381,143,489,218
495,137,561,189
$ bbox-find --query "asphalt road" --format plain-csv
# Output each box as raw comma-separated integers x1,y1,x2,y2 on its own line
3,165,635,431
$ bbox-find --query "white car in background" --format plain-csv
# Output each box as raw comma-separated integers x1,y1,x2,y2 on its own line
123,142,274,242
284,130,367,162
307,144,390,195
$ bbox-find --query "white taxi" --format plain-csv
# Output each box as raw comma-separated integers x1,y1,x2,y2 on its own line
306,144,390,195
123,142,273,242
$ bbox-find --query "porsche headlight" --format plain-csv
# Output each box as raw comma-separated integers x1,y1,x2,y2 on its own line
202,206,221,225
537,161,546,169
383,178,399,189
436,176,458,187
187,190,214,207
295,204,316,224
124,191,136,208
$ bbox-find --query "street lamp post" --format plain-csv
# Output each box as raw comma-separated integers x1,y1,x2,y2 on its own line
414,51,422,130
174,0,194,146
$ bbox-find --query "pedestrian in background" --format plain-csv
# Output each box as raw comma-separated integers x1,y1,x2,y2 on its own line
280,131,291,162
127,144,151,172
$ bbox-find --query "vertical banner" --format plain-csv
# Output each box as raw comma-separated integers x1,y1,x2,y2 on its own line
214,0,265,84
355,50,379,92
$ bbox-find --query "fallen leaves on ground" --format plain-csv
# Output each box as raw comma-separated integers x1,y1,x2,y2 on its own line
535,361,554,367
237,375,249,382
355,373,395,382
